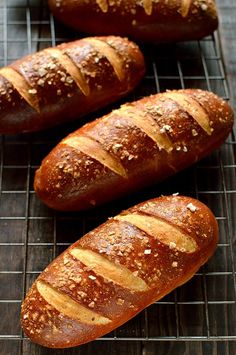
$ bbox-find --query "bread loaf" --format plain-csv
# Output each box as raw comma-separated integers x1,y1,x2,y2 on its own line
48,0,218,43
21,195,218,348
0,36,144,134
34,89,234,211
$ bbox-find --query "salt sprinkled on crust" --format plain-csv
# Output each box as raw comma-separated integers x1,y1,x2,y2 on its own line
28,88,37,95
160,124,173,133
172,261,178,268
169,242,176,249
187,203,197,212
144,249,152,255
192,128,198,136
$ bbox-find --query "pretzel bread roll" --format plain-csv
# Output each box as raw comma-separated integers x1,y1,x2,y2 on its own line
0,36,145,134
34,89,234,211
21,195,218,348
48,0,218,43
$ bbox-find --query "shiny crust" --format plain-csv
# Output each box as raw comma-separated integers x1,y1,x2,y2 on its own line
0,36,145,134
21,195,218,348
48,0,218,43
34,89,234,211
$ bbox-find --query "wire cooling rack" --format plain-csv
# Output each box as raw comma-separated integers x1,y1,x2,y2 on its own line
0,0,235,354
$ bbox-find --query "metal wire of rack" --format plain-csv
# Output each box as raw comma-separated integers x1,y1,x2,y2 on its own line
0,0,235,354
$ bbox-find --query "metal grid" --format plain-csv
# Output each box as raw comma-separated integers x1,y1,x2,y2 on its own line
0,0,235,354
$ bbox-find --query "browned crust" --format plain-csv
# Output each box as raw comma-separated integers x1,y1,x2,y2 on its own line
21,195,218,348
34,89,234,211
48,0,218,43
0,36,145,134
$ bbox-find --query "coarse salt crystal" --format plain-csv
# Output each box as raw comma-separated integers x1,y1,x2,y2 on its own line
169,242,176,249
144,249,152,255
112,143,123,153
28,88,37,95
38,68,47,77
116,298,125,305
160,124,173,133
187,203,197,212
201,3,208,11
37,79,45,86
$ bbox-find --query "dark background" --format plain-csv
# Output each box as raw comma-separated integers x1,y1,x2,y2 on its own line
0,0,235,354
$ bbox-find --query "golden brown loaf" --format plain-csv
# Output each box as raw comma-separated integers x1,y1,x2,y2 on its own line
48,0,218,43
0,36,145,134
21,195,218,348
34,89,234,211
